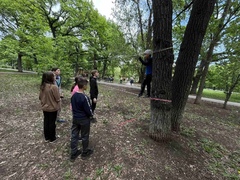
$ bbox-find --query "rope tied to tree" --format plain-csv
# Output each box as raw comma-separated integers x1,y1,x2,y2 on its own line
153,47,173,54
150,97,172,103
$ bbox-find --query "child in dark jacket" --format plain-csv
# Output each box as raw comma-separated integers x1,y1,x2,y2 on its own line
70,77,94,161
89,70,99,122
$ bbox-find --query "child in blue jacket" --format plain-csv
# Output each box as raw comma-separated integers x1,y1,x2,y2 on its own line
70,77,94,161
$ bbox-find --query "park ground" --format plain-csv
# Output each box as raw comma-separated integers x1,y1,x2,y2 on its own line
0,73,240,180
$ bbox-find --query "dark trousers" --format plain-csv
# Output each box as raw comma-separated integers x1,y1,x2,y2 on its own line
91,98,97,114
70,118,91,155
140,74,152,96
43,111,57,141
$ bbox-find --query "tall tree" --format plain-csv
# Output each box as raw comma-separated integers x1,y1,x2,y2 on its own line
171,0,216,132
113,0,153,82
0,0,45,72
194,0,237,104
150,0,173,140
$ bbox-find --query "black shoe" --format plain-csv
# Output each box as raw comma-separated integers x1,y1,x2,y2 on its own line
144,95,150,98
78,136,82,141
81,149,94,159
138,93,142,97
70,150,82,162
91,117,97,123
49,135,60,143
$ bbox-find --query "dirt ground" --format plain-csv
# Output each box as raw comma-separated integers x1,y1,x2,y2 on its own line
0,74,239,180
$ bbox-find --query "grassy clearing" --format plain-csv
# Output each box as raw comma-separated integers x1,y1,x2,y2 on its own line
1,68,240,102
202,89,240,102
1,73,240,180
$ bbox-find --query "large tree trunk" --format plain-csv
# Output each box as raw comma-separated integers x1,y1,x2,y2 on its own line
17,53,23,72
93,53,97,70
102,60,107,79
171,0,216,132
150,0,173,141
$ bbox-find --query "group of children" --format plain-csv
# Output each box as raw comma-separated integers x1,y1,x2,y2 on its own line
39,68,99,161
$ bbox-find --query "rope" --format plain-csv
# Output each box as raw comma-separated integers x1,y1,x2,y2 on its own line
153,47,173,54
150,97,172,103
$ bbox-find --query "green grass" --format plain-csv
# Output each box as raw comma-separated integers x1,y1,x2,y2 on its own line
202,89,240,102
0,68,18,72
1,69,239,103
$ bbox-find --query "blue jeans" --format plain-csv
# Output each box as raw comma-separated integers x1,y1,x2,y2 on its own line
70,118,91,155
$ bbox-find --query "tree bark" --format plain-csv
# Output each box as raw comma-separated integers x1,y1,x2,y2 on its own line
17,53,23,72
150,0,173,141
171,0,216,132
93,53,97,70
102,60,107,79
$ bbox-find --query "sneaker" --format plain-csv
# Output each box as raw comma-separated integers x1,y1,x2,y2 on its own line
57,119,66,123
78,136,82,141
70,149,82,162
138,93,143,97
81,148,94,159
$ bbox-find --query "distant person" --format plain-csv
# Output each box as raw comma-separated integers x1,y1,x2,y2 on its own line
89,70,99,123
70,77,94,161
138,49,153,98
51,67,65,122
130,77,134,86
71,76,80,95
120,77,123,84
39,71,61,143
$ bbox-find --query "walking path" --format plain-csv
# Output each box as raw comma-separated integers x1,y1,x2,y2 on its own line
98,81,240,107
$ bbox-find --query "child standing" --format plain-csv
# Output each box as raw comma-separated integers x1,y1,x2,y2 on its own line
70,77,94,161
39,71,61,142
51,67,65,122
89,70,99,123
70,76,80,95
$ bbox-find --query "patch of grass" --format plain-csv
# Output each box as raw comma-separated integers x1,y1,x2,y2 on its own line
0,69,17,72
202,89,240,102
200,138,224,158
187,141,198,152
164,165,172,171
103,119,108,124
95,168,104,177
180,127,196,137
38,163,49,169
63,168,73,179
112,164,123,177
200,139,240,178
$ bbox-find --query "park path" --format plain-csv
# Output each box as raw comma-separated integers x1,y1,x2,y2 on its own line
98,81,240,107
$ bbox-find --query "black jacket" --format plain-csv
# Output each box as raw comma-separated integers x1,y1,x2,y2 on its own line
90,76,98,99
71,92,93,120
